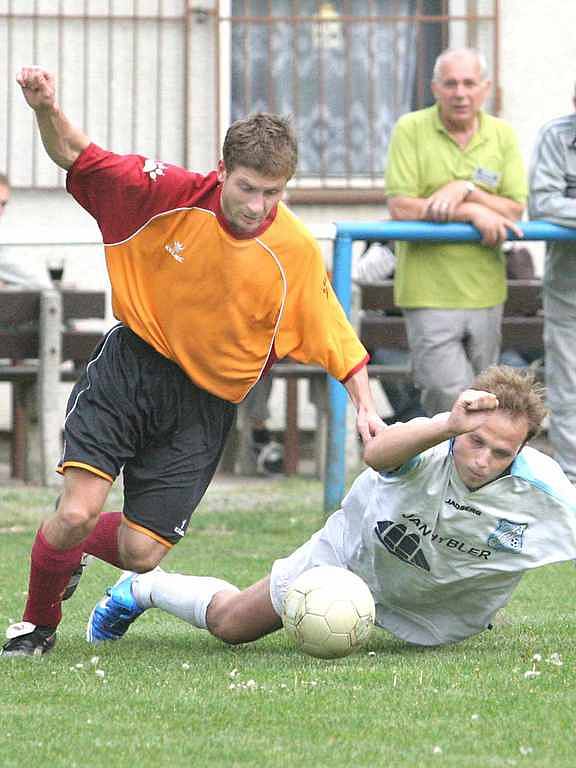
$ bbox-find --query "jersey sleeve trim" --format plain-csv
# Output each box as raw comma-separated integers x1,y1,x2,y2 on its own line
340,353,370,383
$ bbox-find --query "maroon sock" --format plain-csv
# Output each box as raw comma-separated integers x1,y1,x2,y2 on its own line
23,529,85,628
82,511,123,568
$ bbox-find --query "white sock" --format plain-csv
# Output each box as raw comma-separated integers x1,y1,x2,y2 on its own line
132,569,239,630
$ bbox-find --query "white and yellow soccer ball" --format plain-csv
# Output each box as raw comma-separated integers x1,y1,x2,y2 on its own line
282,566,375,659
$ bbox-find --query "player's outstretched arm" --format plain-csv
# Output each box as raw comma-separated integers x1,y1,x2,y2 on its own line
16,66,90,170
364,389,498,471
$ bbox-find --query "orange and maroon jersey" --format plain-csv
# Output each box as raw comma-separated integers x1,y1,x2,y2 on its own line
67,144,368,403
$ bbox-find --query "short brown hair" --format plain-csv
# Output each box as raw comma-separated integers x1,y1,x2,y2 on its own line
0,172,9,188
222,113,298,180
470,365,547,442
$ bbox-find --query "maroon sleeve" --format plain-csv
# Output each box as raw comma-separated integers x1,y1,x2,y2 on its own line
66,143,218,243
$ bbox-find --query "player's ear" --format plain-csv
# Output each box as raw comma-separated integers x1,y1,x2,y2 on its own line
216,160,227,184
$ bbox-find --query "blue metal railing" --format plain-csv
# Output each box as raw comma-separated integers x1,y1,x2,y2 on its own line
324,220,576,512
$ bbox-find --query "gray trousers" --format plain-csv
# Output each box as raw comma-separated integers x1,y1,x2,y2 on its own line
403,306,503,416
544,283,576,483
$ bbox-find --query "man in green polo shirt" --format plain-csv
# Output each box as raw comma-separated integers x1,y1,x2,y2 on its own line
385,47,527,415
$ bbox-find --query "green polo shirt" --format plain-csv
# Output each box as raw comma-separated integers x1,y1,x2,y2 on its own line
385,104,527,308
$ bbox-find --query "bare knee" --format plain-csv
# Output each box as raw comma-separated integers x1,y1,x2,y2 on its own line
56,500,101,531
56,469,111,533
118,526,169,572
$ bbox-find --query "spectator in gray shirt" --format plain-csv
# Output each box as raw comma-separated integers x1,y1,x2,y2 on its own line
529,84,576,483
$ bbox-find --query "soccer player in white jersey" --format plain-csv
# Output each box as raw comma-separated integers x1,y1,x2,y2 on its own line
87,365,576,648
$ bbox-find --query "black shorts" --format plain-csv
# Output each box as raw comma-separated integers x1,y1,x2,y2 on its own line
60,324,236,545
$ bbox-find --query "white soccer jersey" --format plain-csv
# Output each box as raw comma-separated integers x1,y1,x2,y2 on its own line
271,442,576,645
340,442,576,645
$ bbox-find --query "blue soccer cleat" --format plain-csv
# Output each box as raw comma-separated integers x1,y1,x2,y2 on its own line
86,572,146,643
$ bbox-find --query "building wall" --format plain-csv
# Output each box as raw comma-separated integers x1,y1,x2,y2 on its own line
499,0,576,165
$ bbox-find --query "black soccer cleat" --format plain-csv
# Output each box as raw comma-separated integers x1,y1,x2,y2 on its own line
1,622,57,657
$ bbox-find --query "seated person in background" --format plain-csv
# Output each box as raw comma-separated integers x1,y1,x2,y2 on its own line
86,365,576,651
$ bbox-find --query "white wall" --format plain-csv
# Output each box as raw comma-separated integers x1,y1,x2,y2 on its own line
498,1,576,275
500,0,576,167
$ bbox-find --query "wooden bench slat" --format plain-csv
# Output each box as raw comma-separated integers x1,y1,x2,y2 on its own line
0,329,104,361
361,315,544,354
0,330,38,357
358,279,543,317
0,290,106,325
62,331,103,361
360,316,408,348
62,290,106,320
0,292,39,324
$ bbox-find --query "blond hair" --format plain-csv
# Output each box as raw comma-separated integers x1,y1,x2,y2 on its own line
470,365,547,441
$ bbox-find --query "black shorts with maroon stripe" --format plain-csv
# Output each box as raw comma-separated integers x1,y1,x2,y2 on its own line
60,324,236,545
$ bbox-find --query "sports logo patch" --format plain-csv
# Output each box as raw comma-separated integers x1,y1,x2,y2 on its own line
374,520,430,571
487,519,527,553
143,158,167,182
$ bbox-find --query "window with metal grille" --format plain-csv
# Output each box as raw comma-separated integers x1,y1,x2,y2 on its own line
225,0,499,194
0,1,498,192
0,0,187,189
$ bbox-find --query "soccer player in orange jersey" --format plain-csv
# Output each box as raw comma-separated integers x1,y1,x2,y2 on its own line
2,66,384,657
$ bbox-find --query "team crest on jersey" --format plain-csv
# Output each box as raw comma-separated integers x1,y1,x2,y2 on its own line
143,158,167,182
165,241,185,262
487,519,527,553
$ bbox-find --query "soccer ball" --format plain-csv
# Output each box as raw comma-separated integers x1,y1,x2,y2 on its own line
282,566,375,659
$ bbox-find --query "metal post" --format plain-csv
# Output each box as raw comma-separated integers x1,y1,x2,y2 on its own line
324,233,353,512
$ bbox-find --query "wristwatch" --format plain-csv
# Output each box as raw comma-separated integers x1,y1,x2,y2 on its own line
464,181,476,197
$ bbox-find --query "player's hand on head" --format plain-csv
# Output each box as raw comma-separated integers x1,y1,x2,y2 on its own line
447,389,499,434
459,389,499,412
16,66,56,112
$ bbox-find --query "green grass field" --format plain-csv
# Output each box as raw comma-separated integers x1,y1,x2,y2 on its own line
1,478,574,768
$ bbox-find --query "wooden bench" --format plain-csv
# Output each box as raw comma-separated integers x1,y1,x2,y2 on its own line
359,278,544,356
238,278,543,477
0,288,107,484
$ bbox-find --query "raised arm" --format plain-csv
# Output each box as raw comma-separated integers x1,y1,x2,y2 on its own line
343,365,385,444
16,66,90,170
363,389,498,471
